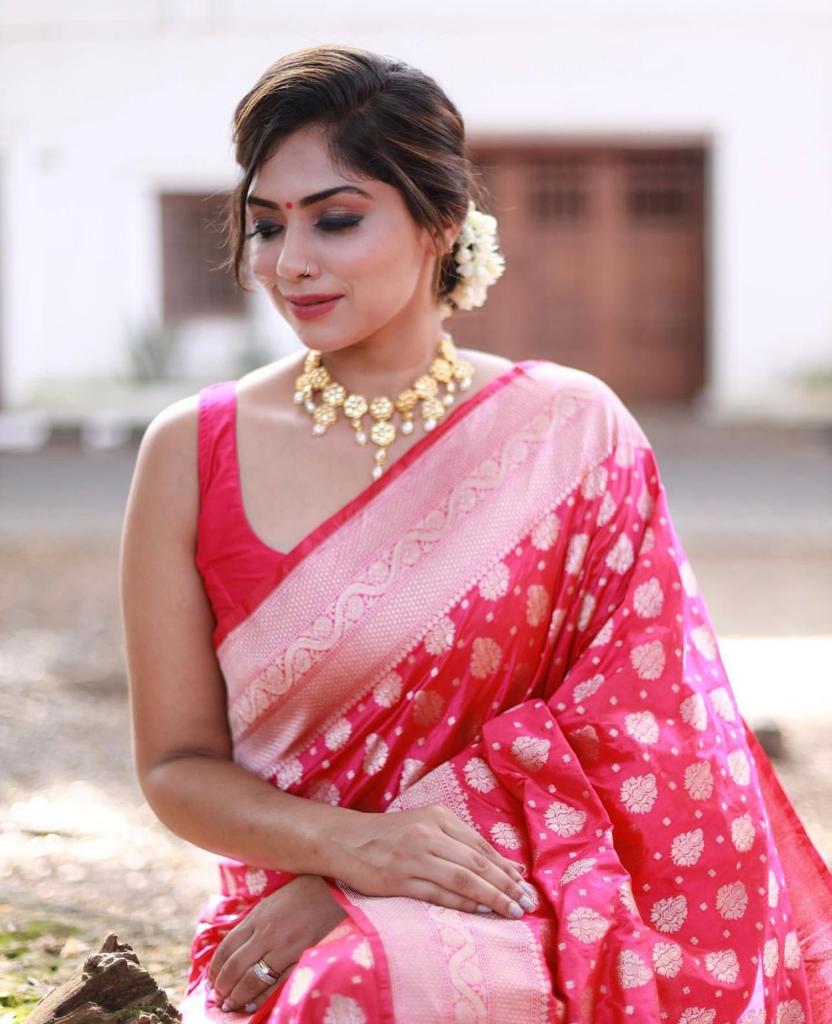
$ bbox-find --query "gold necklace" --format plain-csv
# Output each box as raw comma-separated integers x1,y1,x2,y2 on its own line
292,333,476,480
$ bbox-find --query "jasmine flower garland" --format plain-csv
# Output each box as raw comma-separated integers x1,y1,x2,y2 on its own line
439,200,506,319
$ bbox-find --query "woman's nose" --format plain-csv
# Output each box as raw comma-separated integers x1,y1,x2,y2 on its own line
275,224,311,280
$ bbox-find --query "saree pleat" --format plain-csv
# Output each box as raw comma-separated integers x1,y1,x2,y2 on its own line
181,360,831,1024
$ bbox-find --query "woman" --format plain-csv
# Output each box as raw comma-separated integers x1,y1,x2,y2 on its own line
120,44,832,1023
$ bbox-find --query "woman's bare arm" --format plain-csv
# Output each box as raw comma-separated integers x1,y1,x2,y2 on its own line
118,396,362,877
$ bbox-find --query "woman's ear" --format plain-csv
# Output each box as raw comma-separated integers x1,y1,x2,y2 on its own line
441,219,463,256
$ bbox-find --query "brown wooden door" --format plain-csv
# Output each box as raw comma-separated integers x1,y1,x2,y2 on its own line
453,142,707,404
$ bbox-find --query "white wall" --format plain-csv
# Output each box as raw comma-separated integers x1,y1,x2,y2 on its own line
0,0,830,410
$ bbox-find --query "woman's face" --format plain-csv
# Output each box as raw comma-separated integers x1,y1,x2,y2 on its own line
245,124,453,349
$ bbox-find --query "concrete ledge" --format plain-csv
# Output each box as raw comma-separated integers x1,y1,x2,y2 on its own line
0,411,53,451
0,412,148,451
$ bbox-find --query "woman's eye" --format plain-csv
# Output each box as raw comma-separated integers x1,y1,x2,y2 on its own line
247,216,361,240
318,216,362,231
248,223,280,240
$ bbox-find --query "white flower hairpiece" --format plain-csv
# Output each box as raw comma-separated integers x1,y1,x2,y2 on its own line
438,200,506,319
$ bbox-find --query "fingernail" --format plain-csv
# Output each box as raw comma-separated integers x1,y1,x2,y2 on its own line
519,893,535,912
221,1001,231,1012
507,900,524,918
520,881,536,899
476,903,492,913
244,1003,257,1014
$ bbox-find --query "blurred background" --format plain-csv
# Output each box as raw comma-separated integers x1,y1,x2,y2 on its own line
1,0,830,1014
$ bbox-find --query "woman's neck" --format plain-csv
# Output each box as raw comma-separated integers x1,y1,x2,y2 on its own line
312,318,449,398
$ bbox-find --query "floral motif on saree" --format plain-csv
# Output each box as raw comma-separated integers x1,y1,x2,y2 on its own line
181,360,832,1024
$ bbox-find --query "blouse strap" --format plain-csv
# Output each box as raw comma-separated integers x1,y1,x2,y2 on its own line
196,380,237,503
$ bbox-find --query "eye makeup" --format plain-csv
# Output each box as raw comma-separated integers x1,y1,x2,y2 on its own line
245,215,363,240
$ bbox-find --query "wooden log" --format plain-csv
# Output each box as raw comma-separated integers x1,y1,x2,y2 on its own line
27,933,181,1024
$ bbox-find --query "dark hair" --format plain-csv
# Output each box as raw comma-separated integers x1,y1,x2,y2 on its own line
221,44,494,312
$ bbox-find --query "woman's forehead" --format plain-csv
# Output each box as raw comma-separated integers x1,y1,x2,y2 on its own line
255,132,333,183
252,130,371,199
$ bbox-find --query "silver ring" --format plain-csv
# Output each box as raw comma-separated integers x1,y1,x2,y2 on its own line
252,958,279,985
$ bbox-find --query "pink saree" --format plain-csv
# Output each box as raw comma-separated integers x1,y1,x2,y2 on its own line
180,359,832,1023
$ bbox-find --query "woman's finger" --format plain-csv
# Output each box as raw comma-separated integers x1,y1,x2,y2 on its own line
242,962,298,1015
434,819,531,909
424,834,534,918
402,875,511,919
439,811,529,887
223,957,292,1013
213,938,265,1004
241,978,280,1016
207,923,253,990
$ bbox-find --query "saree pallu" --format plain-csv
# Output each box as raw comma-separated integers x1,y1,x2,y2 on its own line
180,359,832,1023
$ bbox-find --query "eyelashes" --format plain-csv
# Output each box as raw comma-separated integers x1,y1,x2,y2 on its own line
246,217,362,240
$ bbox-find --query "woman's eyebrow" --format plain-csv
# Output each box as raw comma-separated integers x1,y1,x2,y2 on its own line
245,185,373,210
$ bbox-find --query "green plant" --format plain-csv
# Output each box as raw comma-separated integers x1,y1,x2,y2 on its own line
125,320,181,383
234,329,275,376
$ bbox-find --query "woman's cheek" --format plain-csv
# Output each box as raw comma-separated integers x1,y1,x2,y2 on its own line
248,248,274,285
339,235,387,279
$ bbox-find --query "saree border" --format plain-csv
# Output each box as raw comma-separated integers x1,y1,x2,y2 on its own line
334,761,556,1023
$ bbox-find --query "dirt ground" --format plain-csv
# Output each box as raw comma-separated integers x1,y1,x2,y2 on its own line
1,539,830,1020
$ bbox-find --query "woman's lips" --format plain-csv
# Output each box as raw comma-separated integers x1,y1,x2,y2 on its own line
288,296,342,320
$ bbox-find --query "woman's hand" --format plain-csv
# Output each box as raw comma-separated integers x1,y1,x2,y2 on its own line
331,804,535,920
207,874,348,1014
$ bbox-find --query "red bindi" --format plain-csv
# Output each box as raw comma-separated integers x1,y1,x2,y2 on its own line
285,201,293,209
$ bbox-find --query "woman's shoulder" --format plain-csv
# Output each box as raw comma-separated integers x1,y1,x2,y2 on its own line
508,356,651,451
127,394,204,539
138,391,204,471
517,356,613,400
458,348,642,431
460,348,614,401
136,355,303,443
458,347,515,375
130,392,194,472
133,377,242,531
512,355,612,406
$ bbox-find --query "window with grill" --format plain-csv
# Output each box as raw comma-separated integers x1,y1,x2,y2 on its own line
528,159,589,222
160,192,246,320
624,154,703,222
